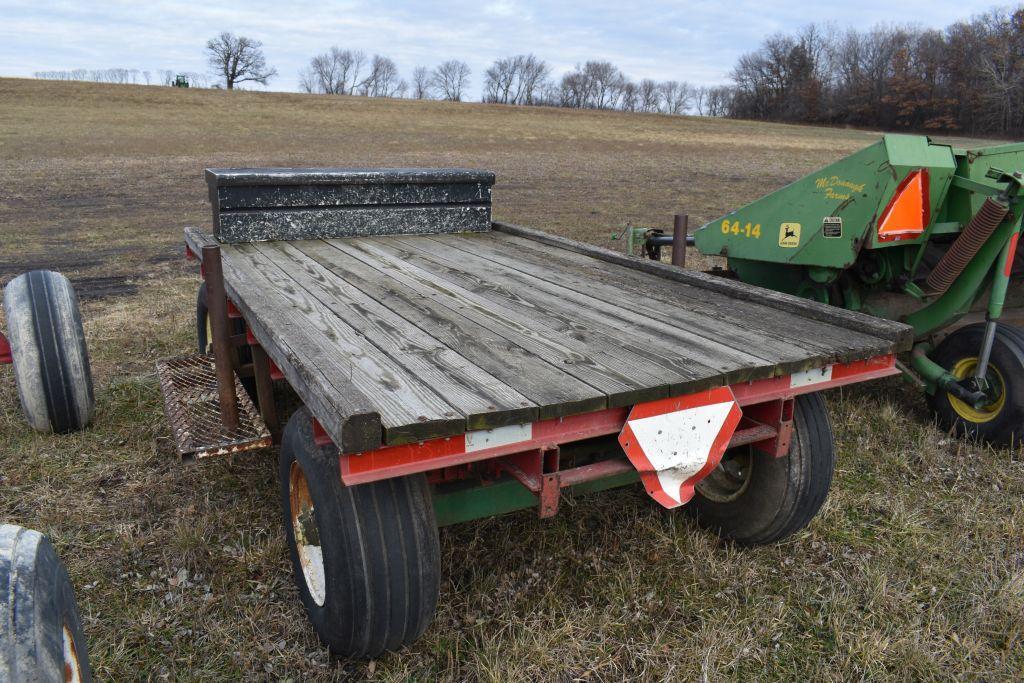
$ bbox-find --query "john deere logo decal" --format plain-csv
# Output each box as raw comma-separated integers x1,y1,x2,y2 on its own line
779,223,801,248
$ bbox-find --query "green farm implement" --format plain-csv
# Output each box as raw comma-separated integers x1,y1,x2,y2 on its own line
652,134,1024,444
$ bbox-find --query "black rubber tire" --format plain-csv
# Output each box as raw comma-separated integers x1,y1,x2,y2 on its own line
0,524,92,682
2,270,94,433
196,282,257,402
688,392,835,546
928,322,1024,446
278,408,440,658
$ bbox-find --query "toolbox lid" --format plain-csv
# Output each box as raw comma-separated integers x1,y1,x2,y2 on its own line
205,168,495,187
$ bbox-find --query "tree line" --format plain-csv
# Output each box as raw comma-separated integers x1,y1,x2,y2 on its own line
296,46,731,115
727,6,1024,135
33,68,210,87
297,48,472,101
28,3,1024,135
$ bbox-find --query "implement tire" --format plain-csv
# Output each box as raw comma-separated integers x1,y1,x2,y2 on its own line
278,408,440,658
688,392,835,546
0,524,91,682
2,270,94,433
928,322,1024,447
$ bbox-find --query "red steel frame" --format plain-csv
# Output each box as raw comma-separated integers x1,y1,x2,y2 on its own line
187,244,899,515
0,332,11,365
334,354,897,487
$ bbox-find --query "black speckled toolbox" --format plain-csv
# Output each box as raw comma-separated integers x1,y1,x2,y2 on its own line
205,168,494,243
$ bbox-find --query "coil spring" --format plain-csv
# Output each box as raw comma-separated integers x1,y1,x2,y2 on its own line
925,197,1009,294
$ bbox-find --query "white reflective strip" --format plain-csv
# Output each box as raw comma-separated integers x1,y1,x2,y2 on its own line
628,401,735,504
464,423,533,452
790,365,833,388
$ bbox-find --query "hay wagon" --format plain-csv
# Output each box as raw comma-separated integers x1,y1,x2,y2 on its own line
156,168,911,657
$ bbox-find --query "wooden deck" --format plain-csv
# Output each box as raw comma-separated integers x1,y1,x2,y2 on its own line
185,223,912,453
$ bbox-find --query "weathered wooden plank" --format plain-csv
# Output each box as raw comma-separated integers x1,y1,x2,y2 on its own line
389,234,786,389
216,205,490,243
253,240,538,431
327,238,673,407
492,221,914,351
184,227,382,453
299,240,608,419
222,243,466,445
184,225,217,254
217,182,490,210
361,235,772,396
455,231,894,364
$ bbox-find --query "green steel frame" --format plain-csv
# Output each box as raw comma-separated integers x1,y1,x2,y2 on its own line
683,134,1024,403
432,469,639,527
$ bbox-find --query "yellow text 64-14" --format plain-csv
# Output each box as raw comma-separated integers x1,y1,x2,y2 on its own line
720,220,761,238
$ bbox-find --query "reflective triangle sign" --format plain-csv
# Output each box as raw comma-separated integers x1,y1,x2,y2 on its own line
877,168,930,241
618,386,741,508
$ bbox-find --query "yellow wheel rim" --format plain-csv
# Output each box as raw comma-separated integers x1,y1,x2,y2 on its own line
947,356,1006,423
204,313,213,354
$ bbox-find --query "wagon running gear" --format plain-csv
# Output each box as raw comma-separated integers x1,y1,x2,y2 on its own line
279,408,440,658
688,392,835,546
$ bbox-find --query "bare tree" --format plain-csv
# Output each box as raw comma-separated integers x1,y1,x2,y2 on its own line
620,80,638,112
972,8,1024,133
483,54,551,104
658,80,694,114
298,68,316,94
638,79,660,112
517,55,551,105
358,55,404,97
300,47,365,94
483,56,518,103
583,61,624,108
205,32,277,89
187,72,210,88
412,66,431,99
704,86,735,116
431,60,471,101
558,61,625,108
559,69,590,108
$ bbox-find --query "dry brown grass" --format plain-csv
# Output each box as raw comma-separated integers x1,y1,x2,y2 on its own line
1,77,1022,681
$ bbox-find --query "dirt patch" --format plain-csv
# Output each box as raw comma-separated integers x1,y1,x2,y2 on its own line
73,275,138,300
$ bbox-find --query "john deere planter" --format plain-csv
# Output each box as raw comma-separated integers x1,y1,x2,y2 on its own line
677,135,1024,445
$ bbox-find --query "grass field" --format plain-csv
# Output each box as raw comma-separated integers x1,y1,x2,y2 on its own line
1,77,1022,681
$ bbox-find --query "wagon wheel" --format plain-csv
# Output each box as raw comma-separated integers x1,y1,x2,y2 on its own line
928,322,1024,446
688,391,835,546
0,524,92,682
2,270,94,433
278,408,440,658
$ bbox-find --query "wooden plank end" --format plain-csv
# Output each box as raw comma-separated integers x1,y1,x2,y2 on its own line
493,221,914,351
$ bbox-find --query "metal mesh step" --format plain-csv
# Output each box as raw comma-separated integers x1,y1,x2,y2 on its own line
156,354,271,460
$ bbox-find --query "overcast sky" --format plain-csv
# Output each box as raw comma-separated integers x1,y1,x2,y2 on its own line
0,1,996,94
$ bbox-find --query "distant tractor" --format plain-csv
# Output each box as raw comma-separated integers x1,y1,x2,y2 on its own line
172,74,190,88
650,135,1024,445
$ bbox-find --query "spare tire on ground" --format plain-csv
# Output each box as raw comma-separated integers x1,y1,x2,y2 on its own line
2,270,94,433
0,524,91,682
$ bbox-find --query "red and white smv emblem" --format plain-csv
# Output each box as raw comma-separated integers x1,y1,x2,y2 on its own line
618,386,742,508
